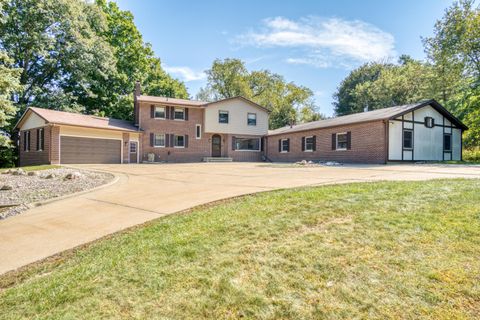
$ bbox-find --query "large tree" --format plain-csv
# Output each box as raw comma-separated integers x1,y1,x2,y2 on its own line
197,58,322,129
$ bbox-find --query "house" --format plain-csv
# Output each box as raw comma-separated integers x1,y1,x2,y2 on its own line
14,83,270,166
266,99,467,163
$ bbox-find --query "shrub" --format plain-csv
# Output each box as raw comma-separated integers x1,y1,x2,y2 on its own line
463,147,480,162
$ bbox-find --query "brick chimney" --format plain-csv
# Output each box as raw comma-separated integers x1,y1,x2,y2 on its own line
133,81,141,126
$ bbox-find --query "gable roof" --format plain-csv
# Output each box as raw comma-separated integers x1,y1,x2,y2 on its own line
136,95,270,113
268,99,467,136
15,107,139,132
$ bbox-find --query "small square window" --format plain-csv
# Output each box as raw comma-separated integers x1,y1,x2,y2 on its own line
219,111,229,124
403,130,413,149
174,108,185,120
247,113,257,126
425,117,434,128
175,135,185,148
336,133,348,150
154,106,165,118
154,134,165,147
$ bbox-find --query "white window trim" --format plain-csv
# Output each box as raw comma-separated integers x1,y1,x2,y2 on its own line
304,136,314,152
154,106,166,119
280,139,289,153
336,132,348,151
218,110,229,124
234,137,261,152
247,113,257,126
195,124,202,139
174,107,185,121
174,135,185,148
154,133,166,148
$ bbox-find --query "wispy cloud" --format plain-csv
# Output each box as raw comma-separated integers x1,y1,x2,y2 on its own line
237,16,396,68
163,66,206,82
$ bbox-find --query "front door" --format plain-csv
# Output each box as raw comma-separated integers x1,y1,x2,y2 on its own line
212,134,221,157
129,141,138,163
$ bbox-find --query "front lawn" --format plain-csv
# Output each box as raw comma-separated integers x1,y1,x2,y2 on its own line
1,179,479,319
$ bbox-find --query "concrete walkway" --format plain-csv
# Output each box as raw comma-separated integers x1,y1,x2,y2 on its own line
1,162,479,274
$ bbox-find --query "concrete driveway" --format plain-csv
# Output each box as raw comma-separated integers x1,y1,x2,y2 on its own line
1,162,480,275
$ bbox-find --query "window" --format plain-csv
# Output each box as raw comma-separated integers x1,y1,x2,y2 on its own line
425,117,435,128
403,129,413,149
154,106,165,119
219,110,229,124
154,134,165,147
304,136,314,152
235,138,260,151
280,139,289,153
174,135,185,148
130,142,137,153
444,134,452,151
336,133,348,150
37,128,44,151
247,113,257,126
23,131,30,151
196,124,201,139
174,108,185,120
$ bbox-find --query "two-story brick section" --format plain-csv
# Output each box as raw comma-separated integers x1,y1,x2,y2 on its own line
14,83,467,166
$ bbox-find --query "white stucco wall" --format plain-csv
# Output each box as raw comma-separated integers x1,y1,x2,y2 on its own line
19,112,46,130
388,104,462,161
204,99,268,135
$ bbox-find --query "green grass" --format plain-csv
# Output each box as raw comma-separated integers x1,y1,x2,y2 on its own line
0,165,60,172
1,180,480,319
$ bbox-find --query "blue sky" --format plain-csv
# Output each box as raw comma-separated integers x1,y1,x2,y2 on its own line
115,0,453,116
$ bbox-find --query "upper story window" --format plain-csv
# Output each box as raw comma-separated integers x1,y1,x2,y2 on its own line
219,110,229,124
424,117,434,128
174,108,185,120
403,129,413,149
336,133,348,150
154,106,165,119
304,136,315,152
247,113,257,126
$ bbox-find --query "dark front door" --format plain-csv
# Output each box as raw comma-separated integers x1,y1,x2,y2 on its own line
212,134,221,157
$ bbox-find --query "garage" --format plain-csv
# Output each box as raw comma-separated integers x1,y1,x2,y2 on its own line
60,136,121,164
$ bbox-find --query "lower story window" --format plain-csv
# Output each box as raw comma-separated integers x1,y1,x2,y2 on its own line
281,139,289,152
336,133,348,150
235,138,260,151
154,134,165,147
443,134,452,151
304,136,314,151
403,129,413,149
175,135,185,148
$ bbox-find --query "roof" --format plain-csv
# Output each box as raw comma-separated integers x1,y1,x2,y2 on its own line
15,107,139,132
268,99,467,136
136,95,270,113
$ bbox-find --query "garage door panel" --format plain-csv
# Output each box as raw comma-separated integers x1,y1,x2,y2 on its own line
60,136,121,164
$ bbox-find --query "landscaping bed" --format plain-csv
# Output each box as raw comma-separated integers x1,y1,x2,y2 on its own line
0,167,114,219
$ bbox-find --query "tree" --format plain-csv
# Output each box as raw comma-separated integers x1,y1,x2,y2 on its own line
197,59,321,129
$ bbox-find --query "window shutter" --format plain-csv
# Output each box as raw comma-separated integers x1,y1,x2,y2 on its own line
232,136,236,150
36,129,40,151
301,137,305,151
41,129,44,150
331,133,336,150
278,139,281,152
170,107,175,120
165,106,170,119
165,134,170,147
150,105,154,118
261,137,264,152
184,108,189,120
312,135,316,151
150,133,154,147
347,131,352,150
185,135,189,148
170,134,174,147
287,139,290,152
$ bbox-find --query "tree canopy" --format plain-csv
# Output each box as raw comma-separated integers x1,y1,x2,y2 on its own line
197,58,323,129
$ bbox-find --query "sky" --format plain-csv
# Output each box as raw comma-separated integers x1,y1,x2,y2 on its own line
115,0,453,116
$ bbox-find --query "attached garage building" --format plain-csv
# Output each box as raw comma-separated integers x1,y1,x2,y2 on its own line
15,107,141,166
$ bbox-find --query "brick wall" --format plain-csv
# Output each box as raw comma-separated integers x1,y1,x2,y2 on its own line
50,126,60,164
19,126,51,166
266,120,387,164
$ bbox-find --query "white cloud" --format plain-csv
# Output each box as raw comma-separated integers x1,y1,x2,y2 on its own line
237,16,396,68
163,66,206,82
